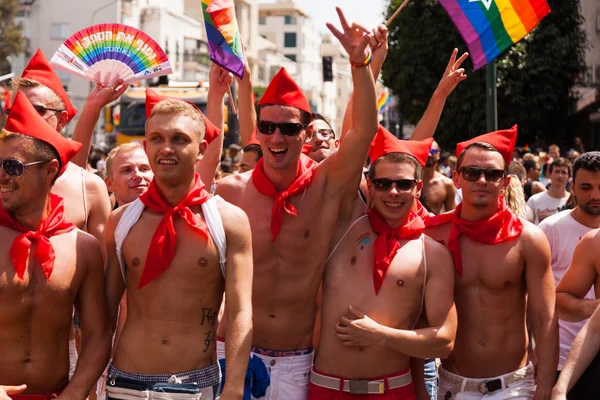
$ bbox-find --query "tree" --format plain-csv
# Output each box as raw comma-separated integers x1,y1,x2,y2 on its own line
382,0,587,149
0,0,23,74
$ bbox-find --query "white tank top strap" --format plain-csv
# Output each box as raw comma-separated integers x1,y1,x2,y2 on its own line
326,214,369,264
115,198,146,282
202,195,227,278
81,167,89,232
412,234,427,329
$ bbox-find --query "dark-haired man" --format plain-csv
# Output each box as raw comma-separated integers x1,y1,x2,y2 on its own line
426,126,558,399
421,140,456,215
523,159,545,201
527,158,571,224
305,114,339,163
240,142,262,173
0,92,110,399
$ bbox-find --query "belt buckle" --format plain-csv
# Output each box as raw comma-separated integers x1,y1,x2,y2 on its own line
478,379,502,394
349,380,370,394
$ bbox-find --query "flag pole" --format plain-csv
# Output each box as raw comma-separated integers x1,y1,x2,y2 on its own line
227,85,237,115
385,0,410,27
486,62,497,131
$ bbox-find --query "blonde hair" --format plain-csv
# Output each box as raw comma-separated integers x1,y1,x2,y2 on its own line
504,175,527,218
105,141,144,178
11,77,65,109
522,153,535,161
146,99,205,141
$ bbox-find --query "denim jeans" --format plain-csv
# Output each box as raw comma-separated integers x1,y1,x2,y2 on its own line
424,358,438,399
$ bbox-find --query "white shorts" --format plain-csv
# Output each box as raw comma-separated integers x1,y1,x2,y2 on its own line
437,363,536,400
217,340,313,400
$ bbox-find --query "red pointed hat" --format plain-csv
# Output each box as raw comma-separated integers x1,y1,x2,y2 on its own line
258,67,311,114
145,88,221,144
248,127,260,145
456,125,518,165
5,91,82,175
368,125,433,167
21,49,77,122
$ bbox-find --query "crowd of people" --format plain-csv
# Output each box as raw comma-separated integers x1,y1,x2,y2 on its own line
2,6,600,400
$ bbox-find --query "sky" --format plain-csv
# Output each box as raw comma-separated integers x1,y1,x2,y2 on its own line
259,0,388,35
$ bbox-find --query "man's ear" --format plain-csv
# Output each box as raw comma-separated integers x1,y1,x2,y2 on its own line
57,110,69,131
105,177,114,192
453,170,462,190
415,180,424,198
47,159,60,184
196,139,208,163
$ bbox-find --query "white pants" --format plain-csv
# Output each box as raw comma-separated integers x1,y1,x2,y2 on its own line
216,340,312,400
68,339,78,380
437,363,536,399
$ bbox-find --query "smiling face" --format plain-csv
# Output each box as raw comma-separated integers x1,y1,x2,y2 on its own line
106,147,153,205
305,119,339,163
15,84,68,131
257,105,308,171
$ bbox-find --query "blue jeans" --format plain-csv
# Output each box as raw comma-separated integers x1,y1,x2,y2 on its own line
424,358,437,399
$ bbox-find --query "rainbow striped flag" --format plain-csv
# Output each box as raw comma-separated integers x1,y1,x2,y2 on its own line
378,91,391,114
201,0,245,78
439,0,551,70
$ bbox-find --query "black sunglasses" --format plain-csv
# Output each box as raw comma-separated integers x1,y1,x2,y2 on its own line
372,178,418,192
5,105,64,117
257,121,307,136
459,166,506,183
0,158,49,177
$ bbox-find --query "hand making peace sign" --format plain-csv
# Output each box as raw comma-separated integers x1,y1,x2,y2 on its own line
326,7,374,67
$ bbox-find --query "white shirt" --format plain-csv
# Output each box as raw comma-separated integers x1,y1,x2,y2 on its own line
527,191,570,225
539,210,595,370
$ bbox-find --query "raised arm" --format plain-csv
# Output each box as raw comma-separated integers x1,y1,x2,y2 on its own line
523,225,559,399
71,80,128,168
197,65,232,187
236,60,257,147
84,172,112,259
220,202,253,399
63,235,111,399
335,239,457,358
409,49,468,141
552,306,600,399
556,232,600,322
324,8,378,196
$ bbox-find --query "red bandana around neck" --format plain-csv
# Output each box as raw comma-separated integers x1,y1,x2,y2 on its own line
425,196,524,276
138,174,211,289
415,200,430,223
0,194,76,280
368,208,425,295
252,154,317,241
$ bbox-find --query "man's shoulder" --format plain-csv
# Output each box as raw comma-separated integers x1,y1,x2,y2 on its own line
216,171,251,193
213,197,250,240
423,234,452,259
527,190,548,204
538,209,572,230
518,218,549,249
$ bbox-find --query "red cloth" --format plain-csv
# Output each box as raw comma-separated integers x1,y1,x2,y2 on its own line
415,200,430,223
426,196,524,276
368,208,425,295
22,49,77,121
138,174,211,288
258,67,311,113
0,194,76,280
145,88,221,145
456,125,517,166
302,144,312,155
252,154,317,241
368,125,433,166
5,91,82,175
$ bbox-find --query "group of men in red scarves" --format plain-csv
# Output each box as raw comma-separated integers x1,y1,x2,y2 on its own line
0,7,560,400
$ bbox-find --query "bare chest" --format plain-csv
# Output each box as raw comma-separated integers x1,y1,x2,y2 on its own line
423,178,447,207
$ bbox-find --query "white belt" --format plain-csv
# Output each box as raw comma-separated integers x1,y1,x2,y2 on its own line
310,369,412,395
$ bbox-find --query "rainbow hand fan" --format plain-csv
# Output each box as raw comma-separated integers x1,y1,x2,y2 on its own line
51,23,172,86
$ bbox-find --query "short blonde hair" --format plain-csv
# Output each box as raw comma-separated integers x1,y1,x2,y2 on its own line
105,141,144,178
146,99,205,141
522,153,535,161
11,77,65,109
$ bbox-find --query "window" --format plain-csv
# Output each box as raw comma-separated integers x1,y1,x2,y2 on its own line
285,54,296,62
284,32,296,48
258,66,265,81
259,16,266,25
284,16,296,25
50,23,70,40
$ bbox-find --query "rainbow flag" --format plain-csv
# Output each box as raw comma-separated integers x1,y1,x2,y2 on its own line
201,0,245,78
378,91,391,114
439,0,551,70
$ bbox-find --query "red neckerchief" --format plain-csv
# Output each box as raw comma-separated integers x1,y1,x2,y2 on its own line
426,196,524,276
138,174,211,289
415,200,430,223
368,208,425,295
0,194,76,280
252,154,317,241
302,144,313,155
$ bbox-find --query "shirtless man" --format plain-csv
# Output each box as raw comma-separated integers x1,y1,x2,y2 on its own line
104,99,253,399
309,127,457,399
305,114,339,163
105,142,153,208
425,126,558,399
240,142,262,172
0,92,110,399
215,8,379,398
421,140,456,214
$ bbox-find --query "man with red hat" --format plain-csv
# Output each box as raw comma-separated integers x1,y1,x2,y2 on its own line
214,7,379,399
425,126,558,399
308,127,457,399
0,92,110,399
103,94,253,399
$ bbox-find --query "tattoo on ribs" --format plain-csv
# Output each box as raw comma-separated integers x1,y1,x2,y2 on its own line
204,331,215,352
201,308,217,326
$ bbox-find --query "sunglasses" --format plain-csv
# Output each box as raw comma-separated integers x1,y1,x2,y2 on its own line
0,158,49,177
308,128,335,140
372,178,418,192
5,105,64,117
458,166,506,183
257,121,307,136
